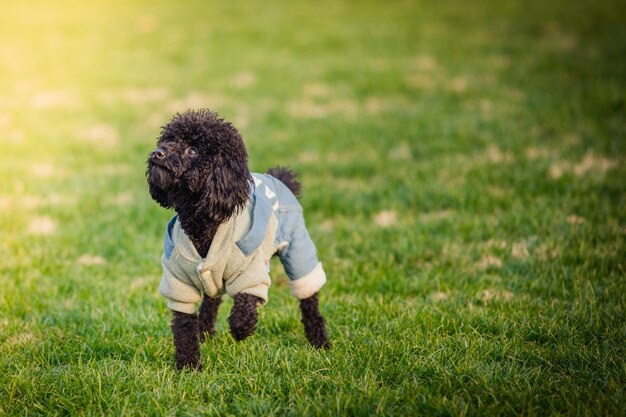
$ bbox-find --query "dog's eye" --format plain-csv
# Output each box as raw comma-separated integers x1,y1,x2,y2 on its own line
185,147,198,157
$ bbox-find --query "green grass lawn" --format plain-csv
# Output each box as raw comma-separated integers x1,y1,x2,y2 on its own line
1,0,625,415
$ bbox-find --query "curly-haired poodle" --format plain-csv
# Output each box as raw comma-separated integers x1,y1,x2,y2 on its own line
146,109,330,370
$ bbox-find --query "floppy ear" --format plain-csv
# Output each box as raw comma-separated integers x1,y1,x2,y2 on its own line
148,181,172,209
200,155,252,223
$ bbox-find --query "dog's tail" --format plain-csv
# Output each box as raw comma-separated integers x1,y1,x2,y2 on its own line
267,166,302,198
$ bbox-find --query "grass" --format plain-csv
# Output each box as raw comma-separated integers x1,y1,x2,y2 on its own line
0,0,624,415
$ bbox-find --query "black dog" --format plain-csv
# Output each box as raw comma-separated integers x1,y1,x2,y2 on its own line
147,109,330,370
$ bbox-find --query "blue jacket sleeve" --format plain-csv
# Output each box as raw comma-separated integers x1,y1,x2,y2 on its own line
278,212,320,280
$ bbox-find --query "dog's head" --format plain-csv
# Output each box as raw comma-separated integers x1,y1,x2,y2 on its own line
146,109,252,222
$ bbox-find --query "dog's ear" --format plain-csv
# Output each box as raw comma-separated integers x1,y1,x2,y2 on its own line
201,155,252,223
149,181,172,209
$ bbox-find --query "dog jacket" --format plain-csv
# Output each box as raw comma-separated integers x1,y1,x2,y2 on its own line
159,173,327,314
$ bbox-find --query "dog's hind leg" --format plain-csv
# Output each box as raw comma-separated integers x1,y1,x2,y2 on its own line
198,294,222,342
228,292,262,341
171,311,202,370
300,293,331,349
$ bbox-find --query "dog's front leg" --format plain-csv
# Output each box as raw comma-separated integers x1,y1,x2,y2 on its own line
198,294,222,342
228,293,262,341
171,311,201,370
300,292,331,349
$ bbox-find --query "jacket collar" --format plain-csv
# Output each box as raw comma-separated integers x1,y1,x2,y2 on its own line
168,193,270,262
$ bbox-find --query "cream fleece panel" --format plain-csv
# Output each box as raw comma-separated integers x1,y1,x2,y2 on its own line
159,207,276,314
288,262,327,300
159,253,203,314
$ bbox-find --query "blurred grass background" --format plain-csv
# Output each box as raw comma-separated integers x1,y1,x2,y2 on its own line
0,0,625,415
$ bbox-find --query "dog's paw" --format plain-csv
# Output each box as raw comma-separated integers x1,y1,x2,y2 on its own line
228,293,261,341
316,338,332,350
198,329,214,344
176,357,202,371
307,329,332,350
303,316,332,350
299,293,331,350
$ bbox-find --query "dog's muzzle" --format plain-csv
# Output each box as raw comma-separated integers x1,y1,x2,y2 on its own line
148,164,174,189
147,144,186,190
148,148,176,189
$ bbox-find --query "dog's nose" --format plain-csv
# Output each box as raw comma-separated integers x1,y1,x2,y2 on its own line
152,147,167,160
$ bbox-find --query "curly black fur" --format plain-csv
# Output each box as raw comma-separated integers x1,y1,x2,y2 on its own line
198,294,222,342
147,109,330,370
229,293,263,341
266,166,302,197
171,311,201,370
300,293,331,349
